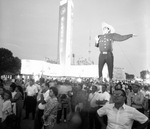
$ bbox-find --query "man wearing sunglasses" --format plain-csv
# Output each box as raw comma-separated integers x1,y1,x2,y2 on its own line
97,89,149,129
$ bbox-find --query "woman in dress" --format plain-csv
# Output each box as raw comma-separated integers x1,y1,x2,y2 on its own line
12,86,23,129
42,87,59,129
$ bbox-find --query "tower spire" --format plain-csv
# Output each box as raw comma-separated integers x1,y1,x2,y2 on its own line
58,0,74,66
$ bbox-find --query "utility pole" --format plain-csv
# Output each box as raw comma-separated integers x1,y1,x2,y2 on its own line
88,31,91,64
72,53,75,65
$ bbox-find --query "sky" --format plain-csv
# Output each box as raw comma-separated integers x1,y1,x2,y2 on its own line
0,0,150,77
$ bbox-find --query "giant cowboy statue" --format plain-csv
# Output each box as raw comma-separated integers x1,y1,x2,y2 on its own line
95,22,136,82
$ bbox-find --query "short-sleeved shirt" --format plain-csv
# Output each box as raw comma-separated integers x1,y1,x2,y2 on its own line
38,90,50,110
127,91,144,109
97,103,148,129
26,84,38,96
2,100,12,122
88,92,100,108
96,91,111,106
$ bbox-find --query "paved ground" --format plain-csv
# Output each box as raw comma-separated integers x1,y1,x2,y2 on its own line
20,109,34,129
21,119,71,129
21,118,73,129
20,109,81,129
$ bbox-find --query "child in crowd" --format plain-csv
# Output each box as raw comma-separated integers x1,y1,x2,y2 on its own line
0,86,4,127
1,90,12,129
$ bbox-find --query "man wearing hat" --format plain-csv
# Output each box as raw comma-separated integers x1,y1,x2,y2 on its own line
127,82,145,113
95,22,136,82
127,82,145,129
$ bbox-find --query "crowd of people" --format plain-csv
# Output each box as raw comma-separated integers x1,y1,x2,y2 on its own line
0,76,150,129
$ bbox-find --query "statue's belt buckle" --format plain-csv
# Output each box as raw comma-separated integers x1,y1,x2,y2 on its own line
102,52,107,54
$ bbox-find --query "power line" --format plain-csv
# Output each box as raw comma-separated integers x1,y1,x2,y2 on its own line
115,43,139,75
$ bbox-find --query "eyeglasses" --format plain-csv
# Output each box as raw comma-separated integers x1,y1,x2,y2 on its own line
112,93,124,97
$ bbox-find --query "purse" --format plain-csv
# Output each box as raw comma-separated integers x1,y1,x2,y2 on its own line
5,113,17,124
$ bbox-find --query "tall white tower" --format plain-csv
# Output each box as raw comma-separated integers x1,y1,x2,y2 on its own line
58,0,74,66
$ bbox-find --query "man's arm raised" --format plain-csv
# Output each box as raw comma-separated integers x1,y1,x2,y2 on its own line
95,35,99,47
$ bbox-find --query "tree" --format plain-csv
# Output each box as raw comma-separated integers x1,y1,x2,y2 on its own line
0,48,21,75
10,57,21,74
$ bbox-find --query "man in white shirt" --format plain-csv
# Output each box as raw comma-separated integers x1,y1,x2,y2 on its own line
88,84,101,129
34,82,50,129
96,83,110,126
96,83,110,107
24,79,38,120
97,89,149,129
